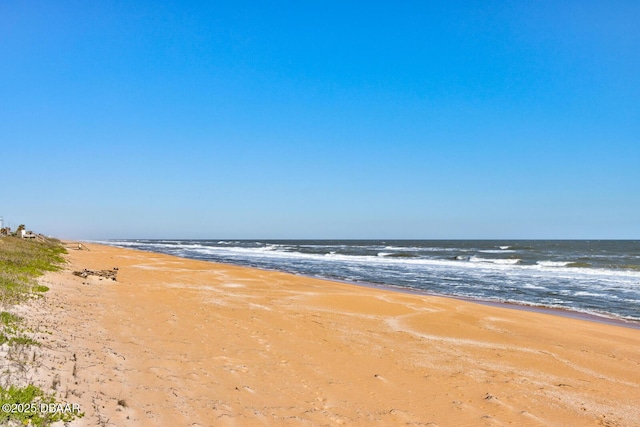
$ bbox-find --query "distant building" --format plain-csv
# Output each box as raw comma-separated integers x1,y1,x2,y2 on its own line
21,229,36,239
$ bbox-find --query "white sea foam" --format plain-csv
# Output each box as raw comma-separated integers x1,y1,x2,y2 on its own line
102,240,640,281
522,283,548,290
384,245,464,252
469,256,521,265
109,241,637,280
537,261,571,267
574,291,611,298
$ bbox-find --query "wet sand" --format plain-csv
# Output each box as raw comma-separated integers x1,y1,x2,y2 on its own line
29,242,640,426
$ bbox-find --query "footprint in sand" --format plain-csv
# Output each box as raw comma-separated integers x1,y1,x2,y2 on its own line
166,313,178,325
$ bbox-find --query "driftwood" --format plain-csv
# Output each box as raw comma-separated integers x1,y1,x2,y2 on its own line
73,268,118,281
66,242,90,251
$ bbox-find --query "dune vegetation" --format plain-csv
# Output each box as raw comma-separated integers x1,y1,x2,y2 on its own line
0,236,66,304
0,235,83,425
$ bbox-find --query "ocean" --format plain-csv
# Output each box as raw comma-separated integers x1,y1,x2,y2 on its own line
97,239,640,325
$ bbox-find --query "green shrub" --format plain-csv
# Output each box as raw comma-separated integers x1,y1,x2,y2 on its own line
0,311,21,326
0,385,84,425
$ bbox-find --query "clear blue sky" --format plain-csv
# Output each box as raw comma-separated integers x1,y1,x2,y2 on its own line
1,1,638,239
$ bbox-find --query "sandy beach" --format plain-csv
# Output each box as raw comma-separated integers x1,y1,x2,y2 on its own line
27,242,640,426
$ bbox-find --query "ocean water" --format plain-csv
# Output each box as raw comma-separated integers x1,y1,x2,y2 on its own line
97,240,640,324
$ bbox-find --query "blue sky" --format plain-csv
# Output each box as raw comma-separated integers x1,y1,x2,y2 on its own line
1,1,638,239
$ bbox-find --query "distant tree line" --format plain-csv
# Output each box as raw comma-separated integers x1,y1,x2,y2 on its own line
0,224,26,237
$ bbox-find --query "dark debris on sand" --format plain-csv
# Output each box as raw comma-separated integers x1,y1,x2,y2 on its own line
72,268,118,281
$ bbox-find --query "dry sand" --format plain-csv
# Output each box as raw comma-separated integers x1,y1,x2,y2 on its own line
24,243,640,426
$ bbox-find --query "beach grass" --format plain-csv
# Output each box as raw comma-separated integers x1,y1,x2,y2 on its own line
0,236,66,344
0,236,66,304
0,236,83,425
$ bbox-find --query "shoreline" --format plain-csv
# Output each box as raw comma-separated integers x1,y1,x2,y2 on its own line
339,278,640,330
30,241,640,426
94,241,640,330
